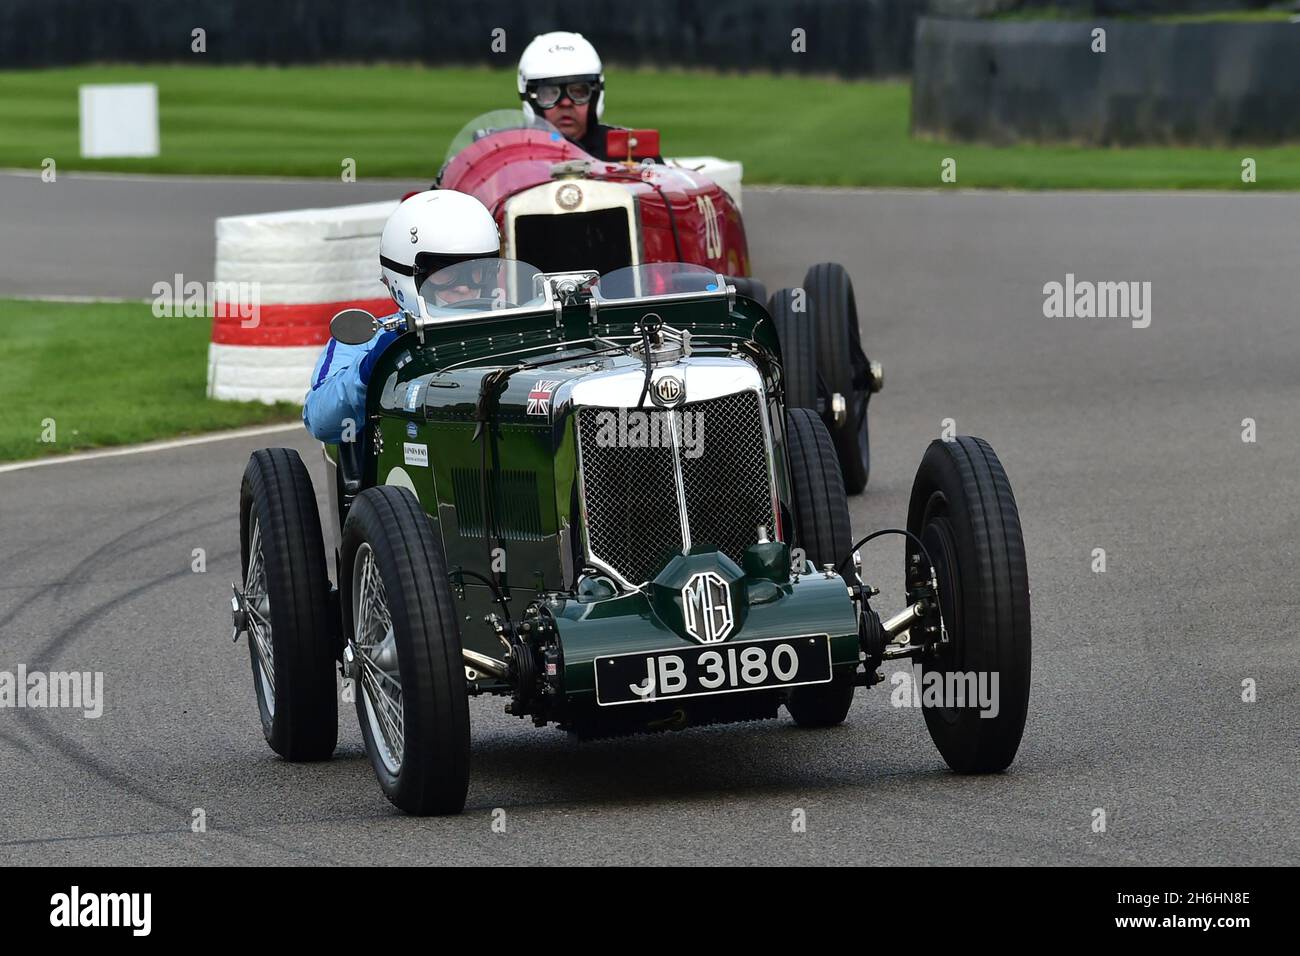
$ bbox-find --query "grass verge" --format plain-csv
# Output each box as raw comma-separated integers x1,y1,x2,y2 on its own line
0,298,299,463
1,64,1297,189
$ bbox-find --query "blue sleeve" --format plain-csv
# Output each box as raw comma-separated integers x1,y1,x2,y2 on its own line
301,327,399,443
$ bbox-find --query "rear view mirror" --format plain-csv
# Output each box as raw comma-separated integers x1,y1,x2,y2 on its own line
330,308,377,345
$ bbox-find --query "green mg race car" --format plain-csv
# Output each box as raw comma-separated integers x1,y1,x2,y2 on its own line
231,261,1031,815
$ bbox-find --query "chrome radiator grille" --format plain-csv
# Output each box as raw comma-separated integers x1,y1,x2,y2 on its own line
576,390,776,585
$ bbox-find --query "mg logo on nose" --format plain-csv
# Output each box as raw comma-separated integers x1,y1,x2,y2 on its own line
681,570,734,643
652,374,684,408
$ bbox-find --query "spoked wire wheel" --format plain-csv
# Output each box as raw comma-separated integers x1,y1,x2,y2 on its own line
244,519,276,718
352,542,404,776
238,446,338,760
341,485,470,815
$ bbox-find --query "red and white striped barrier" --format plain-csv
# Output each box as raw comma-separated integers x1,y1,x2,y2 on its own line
206,200,399,404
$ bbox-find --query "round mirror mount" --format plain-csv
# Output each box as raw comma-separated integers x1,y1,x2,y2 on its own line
329,308,377,345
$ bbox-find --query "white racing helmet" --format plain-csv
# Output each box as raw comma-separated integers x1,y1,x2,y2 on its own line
379,190,500,316
517,31,604,122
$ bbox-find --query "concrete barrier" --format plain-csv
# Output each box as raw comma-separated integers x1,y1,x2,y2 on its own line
912,18,1300,146
206,201,398,404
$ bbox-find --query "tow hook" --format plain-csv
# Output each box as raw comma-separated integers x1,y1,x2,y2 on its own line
230,585,248,643
342,642,359,681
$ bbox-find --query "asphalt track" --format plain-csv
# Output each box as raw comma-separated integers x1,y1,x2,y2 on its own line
1,172,1297,865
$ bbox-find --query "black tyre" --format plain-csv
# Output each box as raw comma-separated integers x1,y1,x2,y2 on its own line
768,287,819,411
803,262,873,494
728,276,768,306
907,436,1030,773
783,408,856,727
239,448,338,760
342,485,470,815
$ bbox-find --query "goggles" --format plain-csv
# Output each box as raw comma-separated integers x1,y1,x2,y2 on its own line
526,77,599,111
385,251,498,297
423,259,496,293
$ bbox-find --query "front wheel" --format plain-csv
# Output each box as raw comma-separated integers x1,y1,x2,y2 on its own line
239,448,338,761
768,287,819,412
907,436,1030,773
783,408,855,728
342,485,470,815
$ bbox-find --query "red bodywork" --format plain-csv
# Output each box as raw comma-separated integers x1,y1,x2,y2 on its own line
438,128,751,278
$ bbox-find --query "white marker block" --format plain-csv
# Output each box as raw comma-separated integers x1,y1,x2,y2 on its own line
79,83,159,158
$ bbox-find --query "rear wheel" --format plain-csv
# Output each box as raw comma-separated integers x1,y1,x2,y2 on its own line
782,408,855,727
768,287,819,412
907,436,1031,773
239,448,338,760
728,276,768,305
342,485,470,815
804,262,875,494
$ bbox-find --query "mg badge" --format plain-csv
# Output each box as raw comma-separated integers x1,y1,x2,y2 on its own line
681,570,734,643
651,374,685,408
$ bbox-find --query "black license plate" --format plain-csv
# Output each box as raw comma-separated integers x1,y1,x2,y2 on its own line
594,634,833,707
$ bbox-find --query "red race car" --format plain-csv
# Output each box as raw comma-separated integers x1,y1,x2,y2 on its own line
433,111,883,492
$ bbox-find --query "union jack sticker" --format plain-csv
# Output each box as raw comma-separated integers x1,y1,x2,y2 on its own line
527,380,561,416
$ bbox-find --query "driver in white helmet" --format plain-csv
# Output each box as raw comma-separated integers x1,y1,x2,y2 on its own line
302,189,500,443
517,31,662,163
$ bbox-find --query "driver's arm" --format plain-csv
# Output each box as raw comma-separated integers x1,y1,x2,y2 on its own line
301,329,397,443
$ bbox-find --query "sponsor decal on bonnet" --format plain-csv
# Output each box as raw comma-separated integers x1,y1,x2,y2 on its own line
403,443,428,467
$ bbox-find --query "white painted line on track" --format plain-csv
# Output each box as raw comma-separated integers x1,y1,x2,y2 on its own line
6,294,146,304
0,423,303,474
6,168,1291,198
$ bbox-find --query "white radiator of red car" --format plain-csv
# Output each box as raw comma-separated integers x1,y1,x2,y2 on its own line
206,200,399,404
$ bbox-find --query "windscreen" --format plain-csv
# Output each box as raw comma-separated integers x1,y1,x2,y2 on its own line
593,263,724,302
416,258,545,319
444,110,565,165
